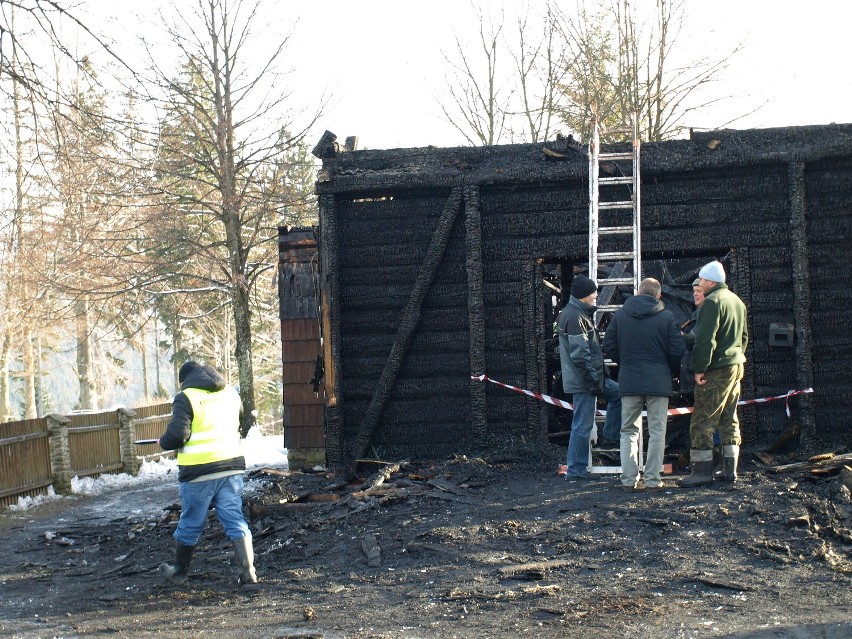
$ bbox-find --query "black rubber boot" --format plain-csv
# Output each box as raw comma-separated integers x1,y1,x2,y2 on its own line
678,450,715,487
233,536,258,588
158,542,195,585
719,444,740,482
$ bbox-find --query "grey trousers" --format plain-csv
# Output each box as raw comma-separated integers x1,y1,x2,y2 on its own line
620,395,669,488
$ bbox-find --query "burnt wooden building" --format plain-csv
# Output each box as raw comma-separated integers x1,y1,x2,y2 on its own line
296,124,852,467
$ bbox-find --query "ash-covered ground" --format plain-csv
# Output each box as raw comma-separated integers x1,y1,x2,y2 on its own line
1,446,851,639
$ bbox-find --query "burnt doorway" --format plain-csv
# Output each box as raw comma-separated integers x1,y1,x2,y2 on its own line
539,253,732,446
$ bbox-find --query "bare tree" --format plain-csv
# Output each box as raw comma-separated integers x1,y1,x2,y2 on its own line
553,0,742,142
438,4,512,146
0,5,55,418
141,0,321,435
548,2,620,142
0,0,130,101
512,0,568,143
439,0,743,145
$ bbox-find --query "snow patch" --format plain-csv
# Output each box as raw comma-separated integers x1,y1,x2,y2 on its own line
6,433,288,511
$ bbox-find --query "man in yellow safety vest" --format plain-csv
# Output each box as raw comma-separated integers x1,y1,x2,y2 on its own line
157,361,257,587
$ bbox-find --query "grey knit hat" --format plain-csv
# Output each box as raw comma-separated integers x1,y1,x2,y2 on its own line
698,260,726,283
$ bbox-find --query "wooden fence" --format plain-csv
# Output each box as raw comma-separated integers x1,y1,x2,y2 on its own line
0,403,173,510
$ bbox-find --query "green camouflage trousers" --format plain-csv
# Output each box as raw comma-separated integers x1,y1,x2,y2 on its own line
689,363,744,450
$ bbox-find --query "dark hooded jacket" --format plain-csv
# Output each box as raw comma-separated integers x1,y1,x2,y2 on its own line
603,294,685,397
159,364,246,482
557,295,607,394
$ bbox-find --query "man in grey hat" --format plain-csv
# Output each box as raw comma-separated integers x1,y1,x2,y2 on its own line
679,278,706,395
679,261,749,487
557,274,622,479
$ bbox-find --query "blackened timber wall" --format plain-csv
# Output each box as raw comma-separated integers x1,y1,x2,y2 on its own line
313,125,852,465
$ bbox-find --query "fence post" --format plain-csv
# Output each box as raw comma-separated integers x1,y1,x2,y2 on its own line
118,407,140,476
47,413,72,495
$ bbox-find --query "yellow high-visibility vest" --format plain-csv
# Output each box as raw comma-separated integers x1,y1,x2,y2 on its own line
177,386,242,466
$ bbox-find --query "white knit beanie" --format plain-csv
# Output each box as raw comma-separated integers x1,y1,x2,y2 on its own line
698,260,726,283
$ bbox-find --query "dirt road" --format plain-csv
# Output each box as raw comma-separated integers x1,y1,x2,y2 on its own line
1,450,850,639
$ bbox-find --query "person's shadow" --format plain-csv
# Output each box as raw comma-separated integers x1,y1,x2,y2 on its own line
711,622,852,639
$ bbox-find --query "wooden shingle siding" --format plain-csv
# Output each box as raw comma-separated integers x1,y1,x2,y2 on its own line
278,229,326,463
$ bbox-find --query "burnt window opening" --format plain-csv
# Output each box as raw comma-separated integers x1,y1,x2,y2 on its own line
350,195,394,203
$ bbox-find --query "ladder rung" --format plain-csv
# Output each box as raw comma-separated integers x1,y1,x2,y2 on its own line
599,201,634,210
598,277,635,286
600,152,633,161
598,251,635,261
598,226,634,235
599,176,633,185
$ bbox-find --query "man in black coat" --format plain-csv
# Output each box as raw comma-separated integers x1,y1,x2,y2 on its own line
603,278,684,491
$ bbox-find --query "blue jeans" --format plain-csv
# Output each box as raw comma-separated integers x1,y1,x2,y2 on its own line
174,474,251,546
566,378,622,477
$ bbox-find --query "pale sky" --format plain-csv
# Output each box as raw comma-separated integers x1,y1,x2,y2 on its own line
79,0,852,150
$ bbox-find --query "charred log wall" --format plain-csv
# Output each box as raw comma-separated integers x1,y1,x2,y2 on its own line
314,125,852,464
804,156,852,446
335,191,471,460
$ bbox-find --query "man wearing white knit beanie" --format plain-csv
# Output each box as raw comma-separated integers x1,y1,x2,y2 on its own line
679,260,749,487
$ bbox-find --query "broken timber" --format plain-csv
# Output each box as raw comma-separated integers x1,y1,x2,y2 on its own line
759,452,852,474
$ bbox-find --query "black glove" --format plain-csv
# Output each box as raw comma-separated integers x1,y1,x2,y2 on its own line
589,379,604,397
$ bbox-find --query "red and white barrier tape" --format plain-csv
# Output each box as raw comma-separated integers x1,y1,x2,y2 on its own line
471,374,813,418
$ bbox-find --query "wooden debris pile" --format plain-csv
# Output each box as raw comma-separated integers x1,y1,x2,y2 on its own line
754,450,852,481
244,456,494,525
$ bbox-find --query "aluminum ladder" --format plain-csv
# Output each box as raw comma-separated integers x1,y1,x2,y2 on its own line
587,114,642,475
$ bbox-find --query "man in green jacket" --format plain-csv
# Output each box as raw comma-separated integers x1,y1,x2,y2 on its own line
679,261,749,487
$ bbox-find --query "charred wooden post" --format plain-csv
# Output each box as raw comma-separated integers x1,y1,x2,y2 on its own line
534,259,550,436
788,161,816,447
731,248,757,444
522,259,541,437
464,185,487,448
318,193,344,467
